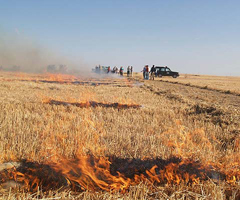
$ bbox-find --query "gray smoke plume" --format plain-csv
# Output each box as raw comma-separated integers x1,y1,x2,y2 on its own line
0,30,88,74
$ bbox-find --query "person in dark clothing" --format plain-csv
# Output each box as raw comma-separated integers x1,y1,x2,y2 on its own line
150,65,156,80
127,66,130,77
120,66,124,76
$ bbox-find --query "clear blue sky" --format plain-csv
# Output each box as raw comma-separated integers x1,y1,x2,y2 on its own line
0,0,240,75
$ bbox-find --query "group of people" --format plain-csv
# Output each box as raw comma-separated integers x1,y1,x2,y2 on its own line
127,66,133,77
95,64,161,80
142,65,156,80
112,66,133,76
112,66,125,76
94,65,133,76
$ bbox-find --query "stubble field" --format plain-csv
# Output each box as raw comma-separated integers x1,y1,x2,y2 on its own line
0,72,239,199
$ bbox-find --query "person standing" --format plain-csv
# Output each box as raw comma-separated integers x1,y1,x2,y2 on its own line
130,66,133,77
145,65,149,80
127,66,130,77
112,66,116,73
150,65,156,80
120,66,124,76
142,66,146,79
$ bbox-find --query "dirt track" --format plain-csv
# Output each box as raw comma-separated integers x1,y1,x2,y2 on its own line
141,79,240,146
142,79,240,111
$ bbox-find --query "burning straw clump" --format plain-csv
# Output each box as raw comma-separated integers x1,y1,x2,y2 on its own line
0,155,239,194
43,98,141,109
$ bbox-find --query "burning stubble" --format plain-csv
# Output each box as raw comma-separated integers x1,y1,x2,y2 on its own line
0,155,238,193
0,72,240,199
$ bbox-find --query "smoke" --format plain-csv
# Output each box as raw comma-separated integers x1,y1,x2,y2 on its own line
0,30,88,74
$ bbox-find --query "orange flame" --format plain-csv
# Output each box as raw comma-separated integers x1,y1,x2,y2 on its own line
1,155,239,193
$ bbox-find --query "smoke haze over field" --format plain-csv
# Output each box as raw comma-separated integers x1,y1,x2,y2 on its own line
0,30,88,73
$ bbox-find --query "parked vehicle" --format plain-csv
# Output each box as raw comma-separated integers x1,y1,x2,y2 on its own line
155,66,179,78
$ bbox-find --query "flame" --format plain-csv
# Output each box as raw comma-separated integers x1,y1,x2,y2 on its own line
45,73,77,83
0,72,135,87
1,155,239,193
42,97,141,109
1,71,239,195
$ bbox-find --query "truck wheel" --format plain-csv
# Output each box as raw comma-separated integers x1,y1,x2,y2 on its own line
172,75,177,78
158,74,162,78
